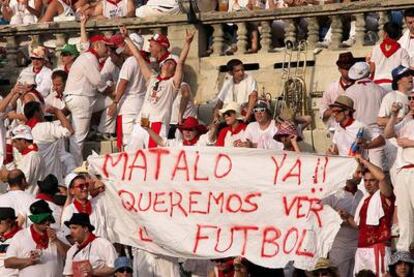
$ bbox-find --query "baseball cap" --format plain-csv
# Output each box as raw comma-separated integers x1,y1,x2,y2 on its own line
61,44,79,57
149,33,170,49
90,34,111,45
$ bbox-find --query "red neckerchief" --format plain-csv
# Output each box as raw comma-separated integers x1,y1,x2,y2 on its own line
30,225,48,249
36,193,54,202
77,233,96,251
0,225,20,242
3,143,13,165
26,118,40,128
73,199,92,215
157,51,171,63
380,38,401,58
87,48,105,71
140,51,151,63
156,75,171,81
339,78,354,91
183,136,200,146
21,144,39,155
106,0,122,5
230,122,247,134
33,66,42,75
340,117,355,129
28,89,45,104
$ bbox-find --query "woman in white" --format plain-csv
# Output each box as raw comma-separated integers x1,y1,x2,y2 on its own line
215,101,247,147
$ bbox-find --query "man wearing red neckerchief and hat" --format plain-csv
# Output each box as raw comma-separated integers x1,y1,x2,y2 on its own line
368,22,412,92
147,33,179,72
64,34,110,166
398,8,414,61
0,207,20,277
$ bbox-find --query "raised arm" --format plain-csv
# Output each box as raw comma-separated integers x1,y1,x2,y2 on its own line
173,30,196,88
120,26,153,81
384,102,401,139
359,156,393,198
0,85,22,113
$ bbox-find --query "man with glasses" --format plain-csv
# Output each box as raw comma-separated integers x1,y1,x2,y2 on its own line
4,200,70,276
384,91,414,253
63,213,117,277
340,157,394,276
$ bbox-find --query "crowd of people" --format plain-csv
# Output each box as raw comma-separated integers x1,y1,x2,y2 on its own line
0,0,413,276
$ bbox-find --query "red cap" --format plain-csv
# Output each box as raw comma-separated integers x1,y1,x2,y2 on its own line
90,34,111,45
149,33,170,49
109,34,125,48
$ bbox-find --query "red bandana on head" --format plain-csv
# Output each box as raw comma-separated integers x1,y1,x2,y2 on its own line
30,225,48,249
380,38,401,58
73,199,92,215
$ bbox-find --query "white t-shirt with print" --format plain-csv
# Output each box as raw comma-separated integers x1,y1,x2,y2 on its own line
243,120,283,150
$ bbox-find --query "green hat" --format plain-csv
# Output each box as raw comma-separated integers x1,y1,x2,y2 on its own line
60,44,79,57
28,200,55,224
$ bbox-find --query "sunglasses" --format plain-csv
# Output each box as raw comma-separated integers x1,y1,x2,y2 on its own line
116,267,132,273
253,107,266,113
223,111,235,117
73,183,88,190
31,57,43,61
408,96,414,101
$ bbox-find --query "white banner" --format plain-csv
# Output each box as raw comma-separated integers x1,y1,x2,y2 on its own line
88,147,357,270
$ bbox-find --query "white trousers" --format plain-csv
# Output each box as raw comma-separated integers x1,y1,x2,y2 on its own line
125,123,168,152
119,113,137,147
132,249,180,277
395,168,414,251
93,94,116,134
354,245,391,277
66,95,96,166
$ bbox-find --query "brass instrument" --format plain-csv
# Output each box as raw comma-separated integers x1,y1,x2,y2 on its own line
274,40,308,121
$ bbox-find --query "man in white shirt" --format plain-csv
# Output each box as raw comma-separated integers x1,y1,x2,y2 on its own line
19,46,52,98
384,93,414,252
213,59,258,123
135,0,180,18
24,101,74,184
0,208,20,277
64,34,109,166
319,52,355,132
4,200,69,277
10,125,46,194
398,8,414,60
93,0,135,19
0,169,35,227
345,62,387,168
63,213,116,276
35,175,63,230
370,22,411,91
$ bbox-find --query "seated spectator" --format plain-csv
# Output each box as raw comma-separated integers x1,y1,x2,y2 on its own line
4,200,70,276
63,213,117,276
311,258,339,277
46,70,68,111
1,0,42,25
340,157,394,276
40,0,87,22
92,0,135,20
135,0,180,18
369,22,411,91
216,101,247,147
273,120,301,152
388,251,414,277
0,207,20,276
114,256,133,277
213,59,258,123
399,8,414,61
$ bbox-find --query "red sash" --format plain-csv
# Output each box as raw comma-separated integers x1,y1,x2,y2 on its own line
116,115,123,150
148,122,162,148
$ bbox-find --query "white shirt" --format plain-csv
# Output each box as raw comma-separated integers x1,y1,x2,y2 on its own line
16,150,46,195
45,90,66,110
63,237,117,276
378,90,410,119
393,116,414,169
139,76,178,125
20,66,52,98
371,45,411,82
117,56,146,115
217,73,257,106
99,57,120,93
170,82,197,124
319,80,346,130
163,133,214,147
145,0,178,8
31,121,71,184
0,231,19,277
398,30,414,59
64,52,106,97
0,190,35,226
102,0,129,18
332,120,373,157
243,120,283,150
5,227,66,277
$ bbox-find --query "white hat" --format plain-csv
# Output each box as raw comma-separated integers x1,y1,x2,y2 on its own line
18,71,36,86
348,62,371,80
160,54,179,66
129,33,144,51
30,46,48,60
219,101,243,120
64,172,78,188
11,125,33,140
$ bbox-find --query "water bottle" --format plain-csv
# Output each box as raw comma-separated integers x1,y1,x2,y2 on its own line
349,128,364,156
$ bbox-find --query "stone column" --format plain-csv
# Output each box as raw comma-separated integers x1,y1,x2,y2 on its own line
354,13,366,47
260,20,272,53
307,17,319,49
329,15,343,49
211,24,224,56
236,22,248,54
284,19,296,47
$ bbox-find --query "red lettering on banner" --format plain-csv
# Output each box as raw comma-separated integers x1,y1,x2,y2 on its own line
138,226,153,242
283,227,299,254
233,226,259,255
193,224,218,253
189,191,208,214
193,151,209,181
128,150,147,181
282,158,302,185
214,227,234,253
225,194,243,213
149,148,170,180
153,192,168,212
103,153,128,180
214,154,232,179
207,192,225,213
296,229,314,257
171,150,190,181
261,227,281,257
118,190,137,212
271,154,287,185
241,193,261,213
323,156,329,182
137,192,152,211
309,198,323,227
313,157,320,184
282,196,323,227
169,191,188,217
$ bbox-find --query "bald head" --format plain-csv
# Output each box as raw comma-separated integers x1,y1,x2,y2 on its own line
8,169,27,189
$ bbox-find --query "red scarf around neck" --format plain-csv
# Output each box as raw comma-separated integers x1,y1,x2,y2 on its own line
77,233,96,252
380,38,401,58
88,48,105,70
33,66,42,75
183,135,200,146
21,144,39,155
26,118,41,129
106,0,121,5
36,193,54,202
0,225,20,241
73,199,92,215
30,225,48,249
340,117,355,129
